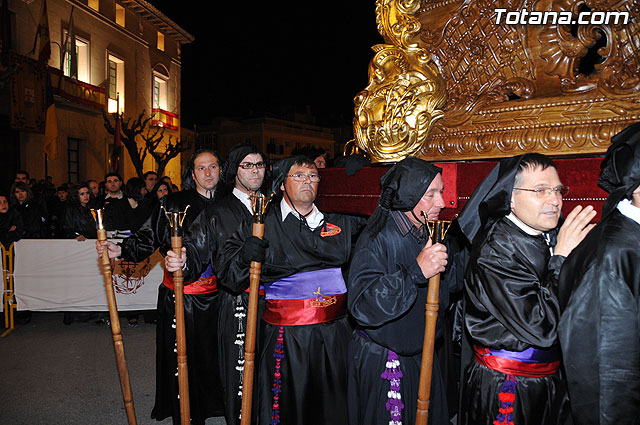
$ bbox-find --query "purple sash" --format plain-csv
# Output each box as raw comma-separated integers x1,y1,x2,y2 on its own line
264,268,346,300
487,346,561,363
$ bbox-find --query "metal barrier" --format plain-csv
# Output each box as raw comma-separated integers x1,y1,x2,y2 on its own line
2,243,16,337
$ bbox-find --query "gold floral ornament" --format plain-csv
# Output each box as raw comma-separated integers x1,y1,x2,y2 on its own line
354,0,447,163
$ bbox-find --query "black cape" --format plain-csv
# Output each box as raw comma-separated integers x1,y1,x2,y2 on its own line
217,202,366,425
558,208,640,424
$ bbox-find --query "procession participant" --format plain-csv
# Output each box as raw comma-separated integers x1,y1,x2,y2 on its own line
169,155,366,425
457,153,596,425
558,123,640,424
170,143,269,425
96,148,224,425
347,156,465,425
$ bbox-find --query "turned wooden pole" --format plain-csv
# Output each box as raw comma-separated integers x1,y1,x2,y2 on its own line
240,194,269,425
165,208,191,425
416,219,449,425
92,209,137,425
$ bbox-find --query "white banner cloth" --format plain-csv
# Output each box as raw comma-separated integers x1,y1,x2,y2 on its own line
14,239,163,311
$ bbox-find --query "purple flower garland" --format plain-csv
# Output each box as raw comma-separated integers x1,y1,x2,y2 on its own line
380,349,404,425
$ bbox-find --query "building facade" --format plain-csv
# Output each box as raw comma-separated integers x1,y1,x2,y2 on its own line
1,0,192,190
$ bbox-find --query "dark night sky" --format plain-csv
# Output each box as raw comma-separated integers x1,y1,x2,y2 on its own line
150,1,382,128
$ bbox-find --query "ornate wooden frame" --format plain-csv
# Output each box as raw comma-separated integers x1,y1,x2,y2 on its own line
354,0,640,162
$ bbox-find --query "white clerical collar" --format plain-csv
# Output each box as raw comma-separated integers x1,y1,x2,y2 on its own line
280,198,324,230
105,192,123,199
233,187,256,214
506,212,542,235
617,198,640,226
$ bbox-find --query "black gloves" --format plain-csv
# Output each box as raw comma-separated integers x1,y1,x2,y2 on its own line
240,236,269,265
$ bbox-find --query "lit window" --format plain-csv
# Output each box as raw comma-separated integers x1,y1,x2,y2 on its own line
115,4,125,27
88,0,99,12
107,54,125,113
152,75,167,110
63,34,90,83
157,31,164,51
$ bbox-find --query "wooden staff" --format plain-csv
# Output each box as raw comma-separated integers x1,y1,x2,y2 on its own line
240,193,272,425
91,209,137,425
164,206,191,425
416,215,453,425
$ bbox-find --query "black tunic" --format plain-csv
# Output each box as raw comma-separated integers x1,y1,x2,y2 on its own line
217,203,365,425
558,208,640,424
119,189,224,425
461,217,569,425
347,212,464,425
184,193,265,425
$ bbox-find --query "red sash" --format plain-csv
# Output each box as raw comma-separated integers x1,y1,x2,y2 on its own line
262,293,347,326
162,268,218,295
473,345,560,378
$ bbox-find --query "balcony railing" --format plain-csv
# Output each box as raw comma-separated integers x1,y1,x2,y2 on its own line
151,108,179,130
49,67,106,110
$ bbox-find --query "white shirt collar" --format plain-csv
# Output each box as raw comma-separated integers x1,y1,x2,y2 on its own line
105,191,123,199
280,198,324,230
617,198,640,226
506,212,542,235
233,187,255,214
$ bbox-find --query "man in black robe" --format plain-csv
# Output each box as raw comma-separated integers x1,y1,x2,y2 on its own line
168,143,269,425
169,155,365,425
97,149,224,425
558,123,640,424
456,153,597,425
347,156,465,425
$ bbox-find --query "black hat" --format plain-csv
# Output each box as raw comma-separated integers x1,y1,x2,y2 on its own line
220,144,268,197
365,157,441,238
599,122,640,216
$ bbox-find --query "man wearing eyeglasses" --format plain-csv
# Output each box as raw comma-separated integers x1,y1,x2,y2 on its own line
183,154,366,425
168,143,269,425
456,153,596,425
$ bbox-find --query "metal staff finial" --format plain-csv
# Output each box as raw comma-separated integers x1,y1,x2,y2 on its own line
249,192,275,223
90,208,105,230
420,211,456,244
162,205,190,237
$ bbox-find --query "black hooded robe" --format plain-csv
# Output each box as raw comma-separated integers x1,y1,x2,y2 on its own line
119,189,224,425
558,208,640,424
216,203,365,425
460,217,569,425
184,193,266,425
347,211,464,425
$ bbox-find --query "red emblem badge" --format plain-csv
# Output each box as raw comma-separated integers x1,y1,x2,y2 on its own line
321,223,342,237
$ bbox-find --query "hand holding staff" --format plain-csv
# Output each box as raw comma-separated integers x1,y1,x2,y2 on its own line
415,214,453,425
163,206,191,425
241,192,273,425
91,209,137,425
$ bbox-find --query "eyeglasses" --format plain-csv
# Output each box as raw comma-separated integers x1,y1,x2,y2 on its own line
239,161,266,169
513,186,569,198
287,173,321,183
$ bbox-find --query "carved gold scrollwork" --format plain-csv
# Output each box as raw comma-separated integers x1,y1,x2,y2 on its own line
354,0,447,163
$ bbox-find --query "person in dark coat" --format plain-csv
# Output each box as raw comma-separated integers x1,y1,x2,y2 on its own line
0,193,23,249
61,183,97,240
456,153,596,425
168,155,366,425
171,143,270,425
97,149,225,425
347,156,465,425
558,123,640,424
10,182,46,239
124,177,153,233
